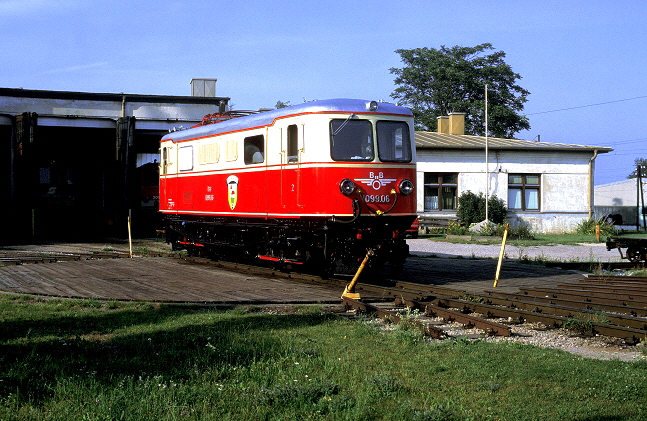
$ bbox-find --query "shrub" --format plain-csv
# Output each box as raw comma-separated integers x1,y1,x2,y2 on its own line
456,191,507,226
576,218,616,236
446,221,469,235
496,222,535,240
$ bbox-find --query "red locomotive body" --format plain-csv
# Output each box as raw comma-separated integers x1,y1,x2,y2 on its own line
159,99,417,274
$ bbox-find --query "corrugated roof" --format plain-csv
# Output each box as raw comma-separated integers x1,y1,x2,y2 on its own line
415,131,613,153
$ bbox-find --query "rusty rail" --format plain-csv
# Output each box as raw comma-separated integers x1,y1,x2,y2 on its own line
394,297,511,337
342,298,445,339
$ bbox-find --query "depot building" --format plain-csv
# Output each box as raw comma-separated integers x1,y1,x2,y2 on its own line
0,81,228,242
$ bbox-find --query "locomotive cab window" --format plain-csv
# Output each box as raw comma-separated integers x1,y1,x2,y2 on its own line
330,119,373,161
244,135,264,165
377,121,411,162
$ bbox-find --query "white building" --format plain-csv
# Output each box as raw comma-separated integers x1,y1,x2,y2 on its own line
415,113,612,234
595,179,647,228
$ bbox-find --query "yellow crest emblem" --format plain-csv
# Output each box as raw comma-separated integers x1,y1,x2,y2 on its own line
227,175,238,210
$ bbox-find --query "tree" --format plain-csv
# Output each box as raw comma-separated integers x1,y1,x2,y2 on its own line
390,43,530,138
275,100,290,109
627,158,647,179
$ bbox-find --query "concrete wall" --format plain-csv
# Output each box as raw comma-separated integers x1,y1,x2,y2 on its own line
595,179,645,207
416,148,595,233
594,179,647,229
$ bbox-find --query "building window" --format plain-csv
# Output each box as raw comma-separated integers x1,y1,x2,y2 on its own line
424,173,457,211
508,174,540,210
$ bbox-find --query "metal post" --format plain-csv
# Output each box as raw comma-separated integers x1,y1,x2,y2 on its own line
493,224,509,288
640,167,646,231
341,249,374,300
485,84,489,224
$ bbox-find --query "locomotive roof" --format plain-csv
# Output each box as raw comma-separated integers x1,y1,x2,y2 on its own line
162,98,412,142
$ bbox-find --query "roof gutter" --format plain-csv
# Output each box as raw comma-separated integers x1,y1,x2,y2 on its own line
588,149,599,219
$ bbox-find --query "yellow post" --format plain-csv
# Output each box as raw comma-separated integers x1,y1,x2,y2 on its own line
493,224,509,288
341,249,374,300
127,209,133,259
595,225,600,243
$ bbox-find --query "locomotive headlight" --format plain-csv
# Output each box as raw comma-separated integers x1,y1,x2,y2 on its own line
398,179,414,195
339,178,356,195
367,100,378,111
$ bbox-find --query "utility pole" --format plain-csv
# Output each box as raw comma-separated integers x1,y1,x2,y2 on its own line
485,84,489,223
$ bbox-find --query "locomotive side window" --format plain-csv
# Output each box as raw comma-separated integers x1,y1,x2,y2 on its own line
330,119,373,161
287,124,298,163
376,121,411,162
198,143,220,164
225,139,238,162
178,145,193,172
244,135,265,165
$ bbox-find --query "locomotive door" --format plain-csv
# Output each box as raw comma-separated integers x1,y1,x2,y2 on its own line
159,144,177,213
280,124,301,211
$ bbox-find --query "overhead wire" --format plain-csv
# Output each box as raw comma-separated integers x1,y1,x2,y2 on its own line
526,95,647,115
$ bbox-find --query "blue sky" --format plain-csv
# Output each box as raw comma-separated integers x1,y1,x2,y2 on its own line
1,0,646,185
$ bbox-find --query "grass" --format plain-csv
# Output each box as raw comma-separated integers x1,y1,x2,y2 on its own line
427,233,606,247
1,295,646,420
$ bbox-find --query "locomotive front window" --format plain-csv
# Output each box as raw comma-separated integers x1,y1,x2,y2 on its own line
330,119,373,161
376,121,411,162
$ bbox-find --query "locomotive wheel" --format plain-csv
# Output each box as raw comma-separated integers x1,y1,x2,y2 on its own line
626,246,642,263
640,248,647,263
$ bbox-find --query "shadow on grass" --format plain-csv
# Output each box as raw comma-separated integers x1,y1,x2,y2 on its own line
0,304,333,404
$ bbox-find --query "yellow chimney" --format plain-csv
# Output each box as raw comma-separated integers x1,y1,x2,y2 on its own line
437,116,449,133
449,112,466,135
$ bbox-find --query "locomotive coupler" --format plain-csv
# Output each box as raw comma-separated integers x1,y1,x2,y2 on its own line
341,249,374,300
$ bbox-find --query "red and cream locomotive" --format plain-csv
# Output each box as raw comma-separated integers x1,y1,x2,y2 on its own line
159,98,416,274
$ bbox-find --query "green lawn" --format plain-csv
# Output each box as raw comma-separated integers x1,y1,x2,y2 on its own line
1,295,645,420
426,233,608,246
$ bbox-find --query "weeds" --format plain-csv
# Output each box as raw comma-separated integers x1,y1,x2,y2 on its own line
367,373,400,397
253,379,340,406
564,312,611,335
577,217,616,236
413,403,464,421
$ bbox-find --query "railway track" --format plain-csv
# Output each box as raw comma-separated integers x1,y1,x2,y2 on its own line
0,250,133,265
342,276,647,345
1,249,646,345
